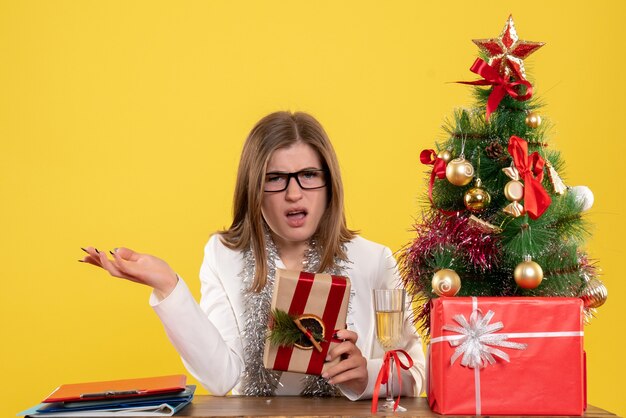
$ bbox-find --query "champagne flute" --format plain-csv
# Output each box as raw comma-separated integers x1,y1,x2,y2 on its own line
373,288,406,412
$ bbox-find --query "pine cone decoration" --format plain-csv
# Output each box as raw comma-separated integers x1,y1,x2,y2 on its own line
485,141,505,160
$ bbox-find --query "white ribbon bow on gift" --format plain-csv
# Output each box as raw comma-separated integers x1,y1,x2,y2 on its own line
443,309,527,368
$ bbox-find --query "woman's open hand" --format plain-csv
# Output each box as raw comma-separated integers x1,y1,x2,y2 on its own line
80,247,178,298
322,329,368,396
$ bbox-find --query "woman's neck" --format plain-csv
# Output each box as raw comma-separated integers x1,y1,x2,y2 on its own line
274,238,309,271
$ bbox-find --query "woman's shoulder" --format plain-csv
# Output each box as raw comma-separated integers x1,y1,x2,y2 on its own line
200,234,245,282
344,235,393,260
343,236,398,289
204,233,243,259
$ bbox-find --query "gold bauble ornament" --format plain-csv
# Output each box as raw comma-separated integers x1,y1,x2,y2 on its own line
503,180,524,202
432,269,461,297
437,149,453,163
463,179,491,212
445,157,475,186
580,275,608,309
514,256,544,289
525,112,542,128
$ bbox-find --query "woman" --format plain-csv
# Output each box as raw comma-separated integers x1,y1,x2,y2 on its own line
81,111,425,399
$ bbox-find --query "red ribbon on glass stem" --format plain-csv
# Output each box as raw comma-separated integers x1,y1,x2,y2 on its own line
420,149,462,216
457,58,533,121
371,349,414,413
507,135,551,219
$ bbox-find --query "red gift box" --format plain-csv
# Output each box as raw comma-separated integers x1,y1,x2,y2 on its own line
263,269,351,376
428,297,586,415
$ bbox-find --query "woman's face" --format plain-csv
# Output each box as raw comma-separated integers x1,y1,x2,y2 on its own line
261,141,328,250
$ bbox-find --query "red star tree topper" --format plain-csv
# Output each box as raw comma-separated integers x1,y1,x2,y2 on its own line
472,15,544,80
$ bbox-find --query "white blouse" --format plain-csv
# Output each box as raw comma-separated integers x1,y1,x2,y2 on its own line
150,234,426,399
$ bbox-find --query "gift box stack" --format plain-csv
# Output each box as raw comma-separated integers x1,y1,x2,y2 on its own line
399,15,606,416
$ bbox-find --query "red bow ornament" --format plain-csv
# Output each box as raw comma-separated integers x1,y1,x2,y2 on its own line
420,149,447,179
507,136,551,219
420,149,462,216
458,58,533,121
371,350,414,413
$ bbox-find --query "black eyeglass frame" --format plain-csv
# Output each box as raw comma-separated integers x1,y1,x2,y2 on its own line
263,169,328,192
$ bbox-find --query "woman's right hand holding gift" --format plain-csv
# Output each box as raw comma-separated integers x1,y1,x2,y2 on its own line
322,329,368,396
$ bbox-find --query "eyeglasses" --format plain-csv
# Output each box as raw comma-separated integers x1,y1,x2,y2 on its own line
263,169,327,192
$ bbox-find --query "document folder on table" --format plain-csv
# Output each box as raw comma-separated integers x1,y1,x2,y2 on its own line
18,385,195,417
18,375,192,417
42,375,187,403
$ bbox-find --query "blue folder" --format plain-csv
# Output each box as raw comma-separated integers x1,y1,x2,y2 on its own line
18,385,195,417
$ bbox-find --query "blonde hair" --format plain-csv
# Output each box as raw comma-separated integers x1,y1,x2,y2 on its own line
219,111,356,291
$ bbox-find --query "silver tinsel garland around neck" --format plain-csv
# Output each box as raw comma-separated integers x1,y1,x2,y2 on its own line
240,231,347,397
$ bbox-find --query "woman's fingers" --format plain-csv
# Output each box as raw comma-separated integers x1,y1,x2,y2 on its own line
325,360,367,385
326,339,359,363
80,256,102,267
335,329,358,344
80,246,99,257
323,334,367,388
80,247,137,277
114,247,141,262
111,251,146,280
96,250,128,278
79,246,177,294
80,247,103,267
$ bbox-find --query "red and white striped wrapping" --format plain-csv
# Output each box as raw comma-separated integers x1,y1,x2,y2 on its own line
263,269,351,376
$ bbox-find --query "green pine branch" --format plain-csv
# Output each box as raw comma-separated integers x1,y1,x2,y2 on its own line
267,309,325,347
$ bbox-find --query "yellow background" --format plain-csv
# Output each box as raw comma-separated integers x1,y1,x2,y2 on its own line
2,1,624,416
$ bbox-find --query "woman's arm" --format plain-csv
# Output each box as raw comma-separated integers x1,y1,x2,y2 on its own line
150,275,244,395
151,236,245,395
80,239,245,395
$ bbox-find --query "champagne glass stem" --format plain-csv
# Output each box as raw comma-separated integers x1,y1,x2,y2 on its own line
386,356,394,405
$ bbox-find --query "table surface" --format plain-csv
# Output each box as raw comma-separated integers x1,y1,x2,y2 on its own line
173,396,620,418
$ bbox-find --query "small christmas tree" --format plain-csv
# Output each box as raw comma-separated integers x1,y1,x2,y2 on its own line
400,15,607,335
